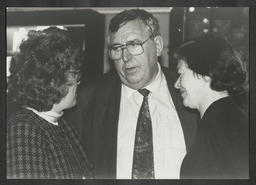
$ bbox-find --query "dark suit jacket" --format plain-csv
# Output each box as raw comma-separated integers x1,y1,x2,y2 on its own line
64,66,199,179
180,97,249,179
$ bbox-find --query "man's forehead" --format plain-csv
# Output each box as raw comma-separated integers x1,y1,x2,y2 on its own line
109,20,149,41
109,32,141,44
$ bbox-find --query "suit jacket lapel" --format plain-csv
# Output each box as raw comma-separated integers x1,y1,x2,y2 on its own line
100,72,121,178
162,66,198,151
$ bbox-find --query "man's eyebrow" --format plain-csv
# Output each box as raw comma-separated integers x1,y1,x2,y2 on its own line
112,44,122,47
109,43,122,48
126,39,141,43
110,39,142,48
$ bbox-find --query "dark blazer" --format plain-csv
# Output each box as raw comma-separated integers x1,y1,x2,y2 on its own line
64,66,199,179
180,97,249,179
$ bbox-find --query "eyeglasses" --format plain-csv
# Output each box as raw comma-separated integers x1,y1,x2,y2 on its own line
66,70,81,85
108,35,154,60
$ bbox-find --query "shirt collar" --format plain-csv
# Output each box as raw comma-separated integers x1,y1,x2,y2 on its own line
145,63,163,96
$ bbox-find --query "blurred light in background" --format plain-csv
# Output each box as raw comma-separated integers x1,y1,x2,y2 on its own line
12,27,27,51
203,29,209,33
189,7,195,12
213,27,218,33
203,18,209,24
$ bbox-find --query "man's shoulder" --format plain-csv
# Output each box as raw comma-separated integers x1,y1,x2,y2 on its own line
80,70,121,99
160,65,178,86
96,70,121,89
161,66,177,77
79,70,119,90
102,70,120,81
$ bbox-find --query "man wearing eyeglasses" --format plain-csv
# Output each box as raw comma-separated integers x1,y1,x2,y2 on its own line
65,9,199,179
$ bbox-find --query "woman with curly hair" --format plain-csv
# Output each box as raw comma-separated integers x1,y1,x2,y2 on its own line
174,34,248,179
7,27,95,179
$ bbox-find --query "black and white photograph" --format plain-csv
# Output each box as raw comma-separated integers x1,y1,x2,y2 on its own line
1,1,255,185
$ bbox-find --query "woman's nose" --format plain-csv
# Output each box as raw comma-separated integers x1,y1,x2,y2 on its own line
174,78,181,89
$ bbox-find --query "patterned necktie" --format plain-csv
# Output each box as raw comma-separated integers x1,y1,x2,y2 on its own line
132,88,155,179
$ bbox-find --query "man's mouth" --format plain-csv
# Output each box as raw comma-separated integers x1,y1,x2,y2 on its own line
125,67,138,73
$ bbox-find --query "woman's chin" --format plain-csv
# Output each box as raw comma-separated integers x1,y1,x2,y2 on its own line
64,101,77,110
70,101,77,108
182,99,190,108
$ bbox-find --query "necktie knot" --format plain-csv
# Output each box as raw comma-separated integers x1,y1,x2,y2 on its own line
138,88,150,97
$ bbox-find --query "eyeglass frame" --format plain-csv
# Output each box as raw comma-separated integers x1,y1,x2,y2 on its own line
66,70,81,85
108,35,155,60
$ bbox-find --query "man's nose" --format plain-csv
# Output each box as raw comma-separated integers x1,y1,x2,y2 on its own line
122,48,132,63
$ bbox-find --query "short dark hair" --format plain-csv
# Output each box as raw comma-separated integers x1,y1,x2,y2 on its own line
174,34,248,106
7,27,82,112
109,9,160,37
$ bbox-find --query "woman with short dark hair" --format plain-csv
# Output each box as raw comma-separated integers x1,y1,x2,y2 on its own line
174,34,248,179
7,27,95,179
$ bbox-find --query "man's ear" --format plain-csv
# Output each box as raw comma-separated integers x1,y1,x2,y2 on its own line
154,35,164,57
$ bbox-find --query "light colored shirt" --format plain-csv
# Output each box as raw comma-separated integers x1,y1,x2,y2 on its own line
116,63,186,179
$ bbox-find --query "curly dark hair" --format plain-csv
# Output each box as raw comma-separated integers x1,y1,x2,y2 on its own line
174,34,248,107
7,27,82,112
109,9,160,38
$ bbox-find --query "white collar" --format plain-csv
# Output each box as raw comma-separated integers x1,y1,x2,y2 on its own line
26,107,63,126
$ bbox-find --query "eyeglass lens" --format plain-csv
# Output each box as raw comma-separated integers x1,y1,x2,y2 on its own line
110,44,143,59
68,70,81,84
109,37,151,60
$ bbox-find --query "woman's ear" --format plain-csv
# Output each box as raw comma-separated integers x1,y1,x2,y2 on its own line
201,75,211,83
154,35,164,57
